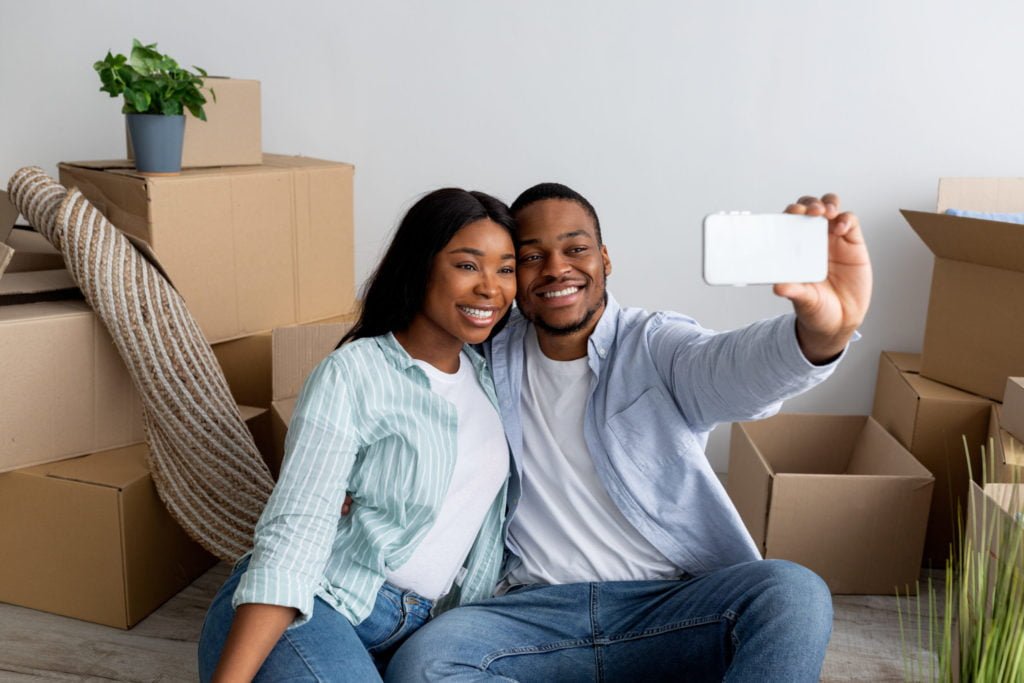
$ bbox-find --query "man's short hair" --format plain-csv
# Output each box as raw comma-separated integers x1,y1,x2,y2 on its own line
510,183,602,245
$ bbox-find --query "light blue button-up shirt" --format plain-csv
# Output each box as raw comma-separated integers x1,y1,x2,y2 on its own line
485,293,842,577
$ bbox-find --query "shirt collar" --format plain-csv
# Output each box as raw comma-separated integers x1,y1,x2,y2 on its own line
374,331,488,374
587,291,620,359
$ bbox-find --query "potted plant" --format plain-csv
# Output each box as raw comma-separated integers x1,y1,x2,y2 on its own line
94,39,213,175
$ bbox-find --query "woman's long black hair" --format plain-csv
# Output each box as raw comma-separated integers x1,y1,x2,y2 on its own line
338,188,516,347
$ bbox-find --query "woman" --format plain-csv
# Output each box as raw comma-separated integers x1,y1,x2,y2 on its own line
198,188,518,681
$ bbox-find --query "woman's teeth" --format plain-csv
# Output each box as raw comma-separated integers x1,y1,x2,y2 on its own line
459,306,493,319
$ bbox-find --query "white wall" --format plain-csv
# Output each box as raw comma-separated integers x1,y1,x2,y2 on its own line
3,0,1023,470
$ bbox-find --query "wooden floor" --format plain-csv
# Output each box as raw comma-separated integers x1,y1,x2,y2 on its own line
0,563,941,682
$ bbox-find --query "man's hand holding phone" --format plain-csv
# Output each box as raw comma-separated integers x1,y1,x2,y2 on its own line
702,193,871,364
778,193,872,364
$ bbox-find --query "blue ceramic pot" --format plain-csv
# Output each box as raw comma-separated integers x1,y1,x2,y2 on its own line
127,114,185,174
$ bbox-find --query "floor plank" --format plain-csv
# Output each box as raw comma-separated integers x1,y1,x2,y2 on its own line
0,562,942,682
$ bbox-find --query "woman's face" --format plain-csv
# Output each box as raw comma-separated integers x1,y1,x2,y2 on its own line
415,219,516,347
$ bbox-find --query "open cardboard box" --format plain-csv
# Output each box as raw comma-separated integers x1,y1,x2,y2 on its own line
59,155,356,344
870,351,990,564
126,77,262,168
727,414,934,594
899,178,1024,400
0,441,226,629
967,481,1024,609
213,318,354,476
0,193,145,472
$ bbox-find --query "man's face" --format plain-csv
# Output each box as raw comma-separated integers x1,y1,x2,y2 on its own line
514,199,611,337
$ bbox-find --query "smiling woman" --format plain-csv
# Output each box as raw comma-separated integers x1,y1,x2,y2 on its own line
198,188,518,683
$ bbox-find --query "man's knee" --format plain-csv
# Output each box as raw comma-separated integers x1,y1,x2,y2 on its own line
753,559,833,631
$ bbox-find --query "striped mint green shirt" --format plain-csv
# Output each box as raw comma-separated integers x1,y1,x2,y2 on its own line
233,333,509,627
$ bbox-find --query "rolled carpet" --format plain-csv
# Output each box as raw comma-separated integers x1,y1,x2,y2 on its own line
8,167,274,562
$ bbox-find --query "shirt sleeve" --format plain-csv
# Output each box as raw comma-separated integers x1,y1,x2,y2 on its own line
647,312,852,432
232,355,362,626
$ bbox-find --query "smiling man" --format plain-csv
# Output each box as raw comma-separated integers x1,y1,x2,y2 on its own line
387,182,872,682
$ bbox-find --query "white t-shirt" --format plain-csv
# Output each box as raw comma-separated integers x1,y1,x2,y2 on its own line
385,351,509,599
504,330,678,587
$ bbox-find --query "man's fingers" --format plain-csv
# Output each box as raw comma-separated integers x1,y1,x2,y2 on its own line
831,211,861,239
785,202,808,215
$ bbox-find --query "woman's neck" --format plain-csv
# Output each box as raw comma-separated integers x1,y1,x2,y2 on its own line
393,321,463,373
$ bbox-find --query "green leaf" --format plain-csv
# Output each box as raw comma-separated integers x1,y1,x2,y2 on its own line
129,88,151,114
185,101,206,121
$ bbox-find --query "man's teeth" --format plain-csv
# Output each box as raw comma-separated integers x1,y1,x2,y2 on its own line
459,306,493,319
542,286,580,298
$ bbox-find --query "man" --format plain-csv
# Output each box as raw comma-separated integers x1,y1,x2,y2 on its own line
386,184,871,682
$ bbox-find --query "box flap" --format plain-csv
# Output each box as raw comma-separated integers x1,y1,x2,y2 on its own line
0,243,12,280
1003,378,1024,444
938,178,1024,213
983,483,1024,517
19,444,150,489
273,397,297,428
3,228,65,275
901,209,1024,272
738,413,863,474
272,322,352,401
846,418,935,479
238,404,267,422
885,351,921,374
726,422,775,551
0,190,18,244
0,270,81,305
905,372,990,404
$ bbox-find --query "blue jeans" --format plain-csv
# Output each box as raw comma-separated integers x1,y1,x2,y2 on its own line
198,557,433,682
385,559,832,682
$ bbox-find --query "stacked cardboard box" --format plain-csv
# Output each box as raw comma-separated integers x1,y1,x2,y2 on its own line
870,352,990,565
0,79,359,628
213,318,354,478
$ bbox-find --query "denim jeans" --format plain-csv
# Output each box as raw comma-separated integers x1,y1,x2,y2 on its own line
198,557,433,682
385,559,832,682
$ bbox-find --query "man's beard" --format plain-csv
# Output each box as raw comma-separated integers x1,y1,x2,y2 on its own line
527,289,608,337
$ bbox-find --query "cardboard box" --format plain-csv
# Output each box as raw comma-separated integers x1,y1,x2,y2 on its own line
967,481,1024,611
871,351,991,564
59,155,356,343
0,204,146,471
899,178,1024,400
4,228,65,274
727,414,934,594
987,405,1024,484
0,443,218,628
213,318,353,477
126,78,262,168
1002,378,1024,444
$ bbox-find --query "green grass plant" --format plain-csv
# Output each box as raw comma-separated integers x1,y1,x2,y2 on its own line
900,440,1024,682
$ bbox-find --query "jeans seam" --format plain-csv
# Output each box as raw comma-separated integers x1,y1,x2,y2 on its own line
591,583,604,681
281,629,326,682
600,614,727,645
480,638,595,668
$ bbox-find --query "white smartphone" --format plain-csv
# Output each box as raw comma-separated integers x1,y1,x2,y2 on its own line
702,212,828,286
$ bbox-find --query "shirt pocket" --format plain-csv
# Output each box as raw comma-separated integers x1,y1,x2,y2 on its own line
606,386,699,477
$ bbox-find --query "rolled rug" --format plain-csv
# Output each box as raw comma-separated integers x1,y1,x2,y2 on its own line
8,167,275,562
